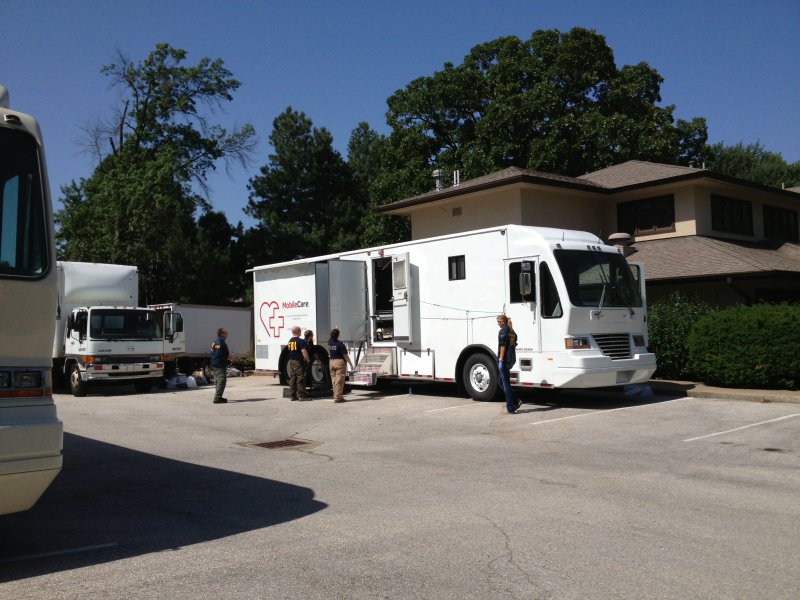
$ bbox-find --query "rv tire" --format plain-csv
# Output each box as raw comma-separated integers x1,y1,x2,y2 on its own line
462,353,499,401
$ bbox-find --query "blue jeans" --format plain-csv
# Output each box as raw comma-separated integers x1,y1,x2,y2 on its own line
498,363,518,412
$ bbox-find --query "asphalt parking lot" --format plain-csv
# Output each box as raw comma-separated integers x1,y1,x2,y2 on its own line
1,377,798,599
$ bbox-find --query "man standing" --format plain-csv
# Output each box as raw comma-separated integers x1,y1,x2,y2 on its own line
328,328,354,403
210,328,230,404
287,326,311,401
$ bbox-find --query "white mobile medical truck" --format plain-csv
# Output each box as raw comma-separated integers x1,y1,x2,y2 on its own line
53,261,182,396
251,225,656,400
0,85,63,514
148,303,252,374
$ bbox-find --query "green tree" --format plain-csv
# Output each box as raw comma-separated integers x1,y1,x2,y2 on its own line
345,123,410,247
706,141,800,189
382,27,708,187
55,43,256,304
246,107,366,262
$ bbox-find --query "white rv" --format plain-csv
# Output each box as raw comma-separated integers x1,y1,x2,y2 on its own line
0,85,63,514
53,261,182,396
250,225,656,400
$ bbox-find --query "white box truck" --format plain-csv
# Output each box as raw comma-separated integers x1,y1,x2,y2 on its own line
148,303,253,374
53,261,181,396
250,225,656,400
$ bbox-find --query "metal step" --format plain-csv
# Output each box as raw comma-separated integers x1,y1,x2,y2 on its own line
349,348,395,385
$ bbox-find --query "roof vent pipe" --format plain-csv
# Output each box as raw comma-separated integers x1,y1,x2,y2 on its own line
608,232,636,257
432,169,445,191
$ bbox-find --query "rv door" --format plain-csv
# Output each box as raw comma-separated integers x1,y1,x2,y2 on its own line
392,253,413,343
328,259,368,344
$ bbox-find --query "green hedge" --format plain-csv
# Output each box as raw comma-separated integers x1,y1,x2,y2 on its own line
687,303,800,390
648,291,714,380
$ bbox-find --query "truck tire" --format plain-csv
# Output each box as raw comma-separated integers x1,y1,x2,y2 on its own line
278,348,289,385
69,364,88,397
462,353,499,401
309,345,330,389
134,379,154,393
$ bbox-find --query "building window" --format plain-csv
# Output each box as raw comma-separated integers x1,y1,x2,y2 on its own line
448,255,466,280
617,195,675,235
764,205,798,241
711,194,753,235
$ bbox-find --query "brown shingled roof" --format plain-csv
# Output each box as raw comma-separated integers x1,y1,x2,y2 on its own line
376,166,604,213
628,236,800,281
578,160,700,187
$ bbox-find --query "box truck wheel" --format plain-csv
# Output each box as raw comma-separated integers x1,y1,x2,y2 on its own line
462,354,499,401
69,364,88,397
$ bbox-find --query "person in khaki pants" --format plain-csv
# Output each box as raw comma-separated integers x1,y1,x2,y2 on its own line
327,328,354,402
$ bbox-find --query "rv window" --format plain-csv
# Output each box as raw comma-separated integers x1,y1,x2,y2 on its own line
392,259,406,289
509,261,535,304
540,262,563,318
448,255,466,280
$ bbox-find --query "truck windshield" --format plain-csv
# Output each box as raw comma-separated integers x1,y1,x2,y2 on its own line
0,128,49,277
90,309,162,340
554,249,643,308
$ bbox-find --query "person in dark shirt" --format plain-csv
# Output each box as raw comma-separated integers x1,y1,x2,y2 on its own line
210,328,230,404
287,326,311,401
497,315,520,414
303,329,317,389
328,328,354,402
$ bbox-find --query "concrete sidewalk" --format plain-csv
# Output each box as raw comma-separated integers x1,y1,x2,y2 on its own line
648,380,800,405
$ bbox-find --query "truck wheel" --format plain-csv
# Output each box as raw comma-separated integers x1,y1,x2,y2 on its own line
309,345,330,388
462,354,499,401
134,379,154,393
278,348,289,385
69,364,88,397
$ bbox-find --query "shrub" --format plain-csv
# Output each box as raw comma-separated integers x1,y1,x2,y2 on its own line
229,354,255,371
648,291,714,380
687,303,800,390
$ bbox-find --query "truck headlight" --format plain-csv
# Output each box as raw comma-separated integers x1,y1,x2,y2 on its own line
565,337,591,350
632,335,646,347
14,371,42,388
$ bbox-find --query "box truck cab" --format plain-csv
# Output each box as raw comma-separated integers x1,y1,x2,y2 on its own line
53,261,182,396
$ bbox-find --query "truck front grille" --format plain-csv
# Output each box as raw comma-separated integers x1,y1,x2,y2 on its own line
593,333,631,360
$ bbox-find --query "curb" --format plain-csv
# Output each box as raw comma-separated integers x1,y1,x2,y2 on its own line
649,381,800,405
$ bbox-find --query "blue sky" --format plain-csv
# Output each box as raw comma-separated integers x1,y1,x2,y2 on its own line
5,0,799,228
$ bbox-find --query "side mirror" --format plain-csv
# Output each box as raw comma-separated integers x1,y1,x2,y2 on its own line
66,314,74,330
164,312,183,341
519,272,533,297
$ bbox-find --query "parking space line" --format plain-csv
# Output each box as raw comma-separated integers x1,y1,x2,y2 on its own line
683,413,800,442
424,403,481,413
528,397,691,426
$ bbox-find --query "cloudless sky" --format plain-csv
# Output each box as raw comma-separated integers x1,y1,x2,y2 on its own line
5,0,799,228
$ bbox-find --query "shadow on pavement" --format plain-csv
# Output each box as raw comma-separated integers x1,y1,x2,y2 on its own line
0,433,326,581
365,381,685,410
